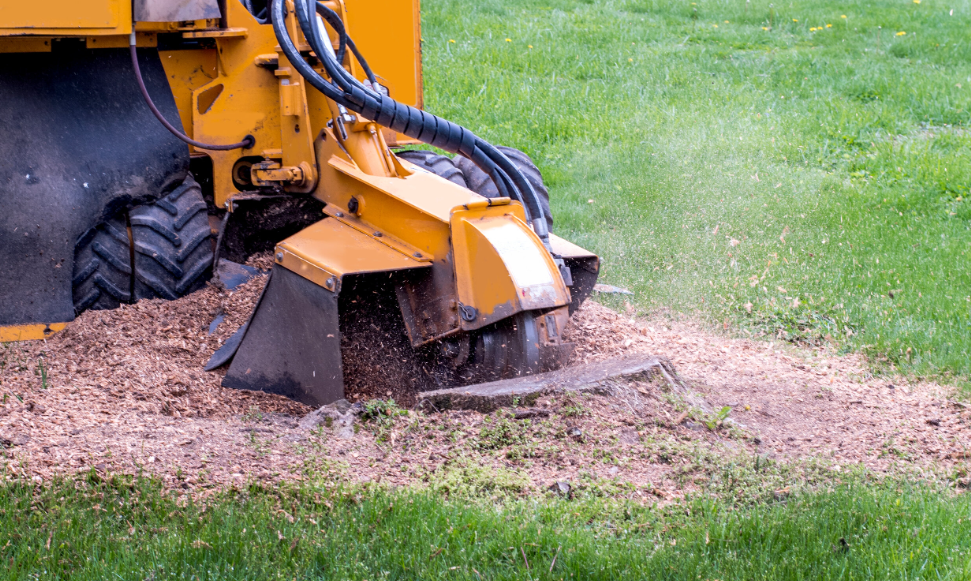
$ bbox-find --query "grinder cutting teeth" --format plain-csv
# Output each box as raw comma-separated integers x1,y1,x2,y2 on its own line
0,0,599,406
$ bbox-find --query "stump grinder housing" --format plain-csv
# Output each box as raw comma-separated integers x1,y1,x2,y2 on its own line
0,0,599,406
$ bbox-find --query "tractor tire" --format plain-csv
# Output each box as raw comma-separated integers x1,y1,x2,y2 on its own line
72,216,133,314
454,146,553,232
131,175,213,301
396,149,468,188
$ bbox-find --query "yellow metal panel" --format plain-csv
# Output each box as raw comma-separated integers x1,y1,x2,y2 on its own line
158,48,219,136
86,32,156,49
182,28,248,39
450,206,569,325
344,0,422,108
0,0,130,34
0,323,67,342
322,203,431,263
0,37,50,52
314,150,465,262
452,214,521,321
330,156,483,222
196,0,289,206
276,218,429,291
548,233,598,260
344,0,422,144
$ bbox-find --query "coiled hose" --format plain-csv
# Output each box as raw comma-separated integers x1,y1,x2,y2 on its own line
270,0,551,244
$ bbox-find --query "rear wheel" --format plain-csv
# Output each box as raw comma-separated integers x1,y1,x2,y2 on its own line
131,175,213,301
72,216,132,313
396,149,468,187
454,146,553,232
71,174,213,315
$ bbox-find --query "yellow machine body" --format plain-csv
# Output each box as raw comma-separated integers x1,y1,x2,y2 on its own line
0,0,599,404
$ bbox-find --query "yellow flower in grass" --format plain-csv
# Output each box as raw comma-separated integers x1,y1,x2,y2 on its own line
793,18,798,22
712,23,718,27
528,44,533,48
762,26,769,30
896,31,906,36
505,38,512,42
841,14,847,18
448,39,456,43
826,23,832,28
913,0,920,4
810,27,816,31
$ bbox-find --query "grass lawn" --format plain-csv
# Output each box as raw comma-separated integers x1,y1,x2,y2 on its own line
2,474,969,580
420,0,971,383
5,1,971,579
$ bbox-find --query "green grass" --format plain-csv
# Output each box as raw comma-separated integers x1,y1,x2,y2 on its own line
2,474,969,580
419,0,971,383
9,3,971,578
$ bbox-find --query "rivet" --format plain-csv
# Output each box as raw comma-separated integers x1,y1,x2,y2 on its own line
335,211,344,218
413,252,422,258
275,252,284,261
325,277,336,290
373,231,382,237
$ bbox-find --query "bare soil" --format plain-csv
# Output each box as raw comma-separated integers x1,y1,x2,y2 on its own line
1,273,968,497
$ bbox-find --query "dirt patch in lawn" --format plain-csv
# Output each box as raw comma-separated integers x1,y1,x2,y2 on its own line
1,275,968,498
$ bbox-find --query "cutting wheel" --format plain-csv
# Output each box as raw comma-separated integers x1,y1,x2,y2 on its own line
467,312,542,382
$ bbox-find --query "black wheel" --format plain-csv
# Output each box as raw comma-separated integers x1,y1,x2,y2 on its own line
131,175,213,301
454,146,553,232
396,149,468,187
72,216,132,314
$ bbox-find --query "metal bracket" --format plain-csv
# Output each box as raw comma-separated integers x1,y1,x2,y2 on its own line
251,160,316,188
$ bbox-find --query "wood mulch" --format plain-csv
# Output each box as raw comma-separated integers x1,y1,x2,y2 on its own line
1,275,968,495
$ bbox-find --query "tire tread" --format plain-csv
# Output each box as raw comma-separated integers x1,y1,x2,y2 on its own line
454,146,553,231
71,216,132,313
131,175,213,302
396,149,468,188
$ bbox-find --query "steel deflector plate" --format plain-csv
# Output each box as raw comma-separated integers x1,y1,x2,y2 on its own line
222,266,343,407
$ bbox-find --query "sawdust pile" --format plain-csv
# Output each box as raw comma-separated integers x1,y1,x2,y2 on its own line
0,273,303,421
0,274,968,491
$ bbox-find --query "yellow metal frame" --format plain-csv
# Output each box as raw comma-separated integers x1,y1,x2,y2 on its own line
0,0,591,349
0,323,68,343
276,123,571,343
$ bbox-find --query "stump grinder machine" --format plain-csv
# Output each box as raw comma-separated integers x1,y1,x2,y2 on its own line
0,0,599,406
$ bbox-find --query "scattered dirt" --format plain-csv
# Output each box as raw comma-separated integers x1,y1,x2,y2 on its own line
1,274,968,496
570,303,971,471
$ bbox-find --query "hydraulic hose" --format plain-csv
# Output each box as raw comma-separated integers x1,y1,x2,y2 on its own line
312,4,373,86
271,0,551,243
130,35,255,152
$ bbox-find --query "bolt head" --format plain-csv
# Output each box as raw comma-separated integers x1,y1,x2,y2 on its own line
275,252,284,261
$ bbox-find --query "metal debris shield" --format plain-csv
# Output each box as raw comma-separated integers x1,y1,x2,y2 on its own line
221,266,344,407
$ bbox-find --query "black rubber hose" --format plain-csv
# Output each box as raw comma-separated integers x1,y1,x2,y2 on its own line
312,3,373,85
301,31,547,236
279,0,551,241
270,4,345,101
300,1,381,103
129,38,255,152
